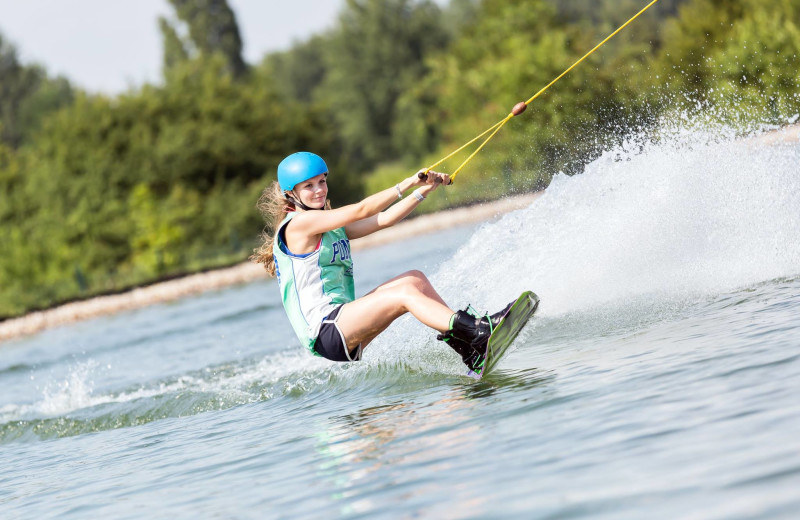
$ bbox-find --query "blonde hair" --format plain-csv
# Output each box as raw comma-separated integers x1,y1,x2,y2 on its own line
250,181,331,276
251,182,294,276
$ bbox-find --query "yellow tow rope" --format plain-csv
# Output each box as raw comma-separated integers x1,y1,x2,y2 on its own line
423,0,661,182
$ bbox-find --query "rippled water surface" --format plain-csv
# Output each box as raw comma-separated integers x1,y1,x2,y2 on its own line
2,127,800,519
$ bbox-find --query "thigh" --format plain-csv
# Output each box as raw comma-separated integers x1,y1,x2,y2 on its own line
336,291,406,350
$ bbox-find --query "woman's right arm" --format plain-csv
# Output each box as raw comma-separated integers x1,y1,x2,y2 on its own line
289,173,425,237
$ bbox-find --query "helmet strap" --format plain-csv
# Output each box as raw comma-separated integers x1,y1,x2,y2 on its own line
284,191,323,212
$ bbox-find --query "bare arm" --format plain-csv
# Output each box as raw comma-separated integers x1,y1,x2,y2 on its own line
345,171,449,240
288,171,433,245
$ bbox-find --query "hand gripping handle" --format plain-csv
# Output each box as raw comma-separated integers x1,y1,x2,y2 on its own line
417,171,453,185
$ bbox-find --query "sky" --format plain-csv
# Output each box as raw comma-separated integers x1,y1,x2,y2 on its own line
0,0,345,93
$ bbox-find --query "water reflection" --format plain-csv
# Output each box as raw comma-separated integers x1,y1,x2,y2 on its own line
314,391,482,514
459,367,556,400
313,367,554,513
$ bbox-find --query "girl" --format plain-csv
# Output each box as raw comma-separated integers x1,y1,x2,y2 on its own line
251,152,512,372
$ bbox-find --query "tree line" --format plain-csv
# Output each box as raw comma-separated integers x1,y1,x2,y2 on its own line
1,0,798,318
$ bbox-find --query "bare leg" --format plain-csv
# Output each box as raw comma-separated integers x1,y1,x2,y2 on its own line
336,270,453,350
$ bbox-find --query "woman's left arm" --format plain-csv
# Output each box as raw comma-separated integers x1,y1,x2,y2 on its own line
345,171,449,240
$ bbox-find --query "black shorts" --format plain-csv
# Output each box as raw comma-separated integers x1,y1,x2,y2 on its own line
313,305,362,362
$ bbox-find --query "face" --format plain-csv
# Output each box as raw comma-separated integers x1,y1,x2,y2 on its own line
292,173,328,209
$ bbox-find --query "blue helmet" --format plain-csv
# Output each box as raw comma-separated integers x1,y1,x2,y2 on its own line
277,152,329,191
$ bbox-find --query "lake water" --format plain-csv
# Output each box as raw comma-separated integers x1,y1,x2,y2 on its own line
2,126,799,519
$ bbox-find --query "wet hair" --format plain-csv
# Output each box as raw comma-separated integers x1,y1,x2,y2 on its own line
250,181,330,276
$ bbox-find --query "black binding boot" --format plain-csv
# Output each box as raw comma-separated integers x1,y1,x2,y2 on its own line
440,335,484,371
448,310,493,348
438,300,515,372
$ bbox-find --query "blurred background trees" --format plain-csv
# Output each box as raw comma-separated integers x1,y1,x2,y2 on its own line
1,0,799,317
160,0,248,78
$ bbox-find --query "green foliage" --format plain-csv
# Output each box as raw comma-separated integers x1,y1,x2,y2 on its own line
263,35,330,104
0,54,331,316
364,0,800,212
3,0,800,318
423,0,606,190
441,0,481,38
128,183,200,276
320,0,449,166
656,0,749,93
715,0,800,120
651,0,800,128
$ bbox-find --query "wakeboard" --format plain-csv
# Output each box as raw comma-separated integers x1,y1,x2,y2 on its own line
468,291,540,379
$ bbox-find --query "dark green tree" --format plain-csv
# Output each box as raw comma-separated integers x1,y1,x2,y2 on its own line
551,0,685,28
159,16,190,76
263,35,329,104
320,0,449,166
441,0,481,38
0,32,74,148
162,0,247,78
655,0,749,93
0,34,40,147
654,0,800,122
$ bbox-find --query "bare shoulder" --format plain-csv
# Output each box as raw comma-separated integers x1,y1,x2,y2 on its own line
283,215,322,255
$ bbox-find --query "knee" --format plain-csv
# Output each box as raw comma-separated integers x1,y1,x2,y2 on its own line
401,270,430,292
